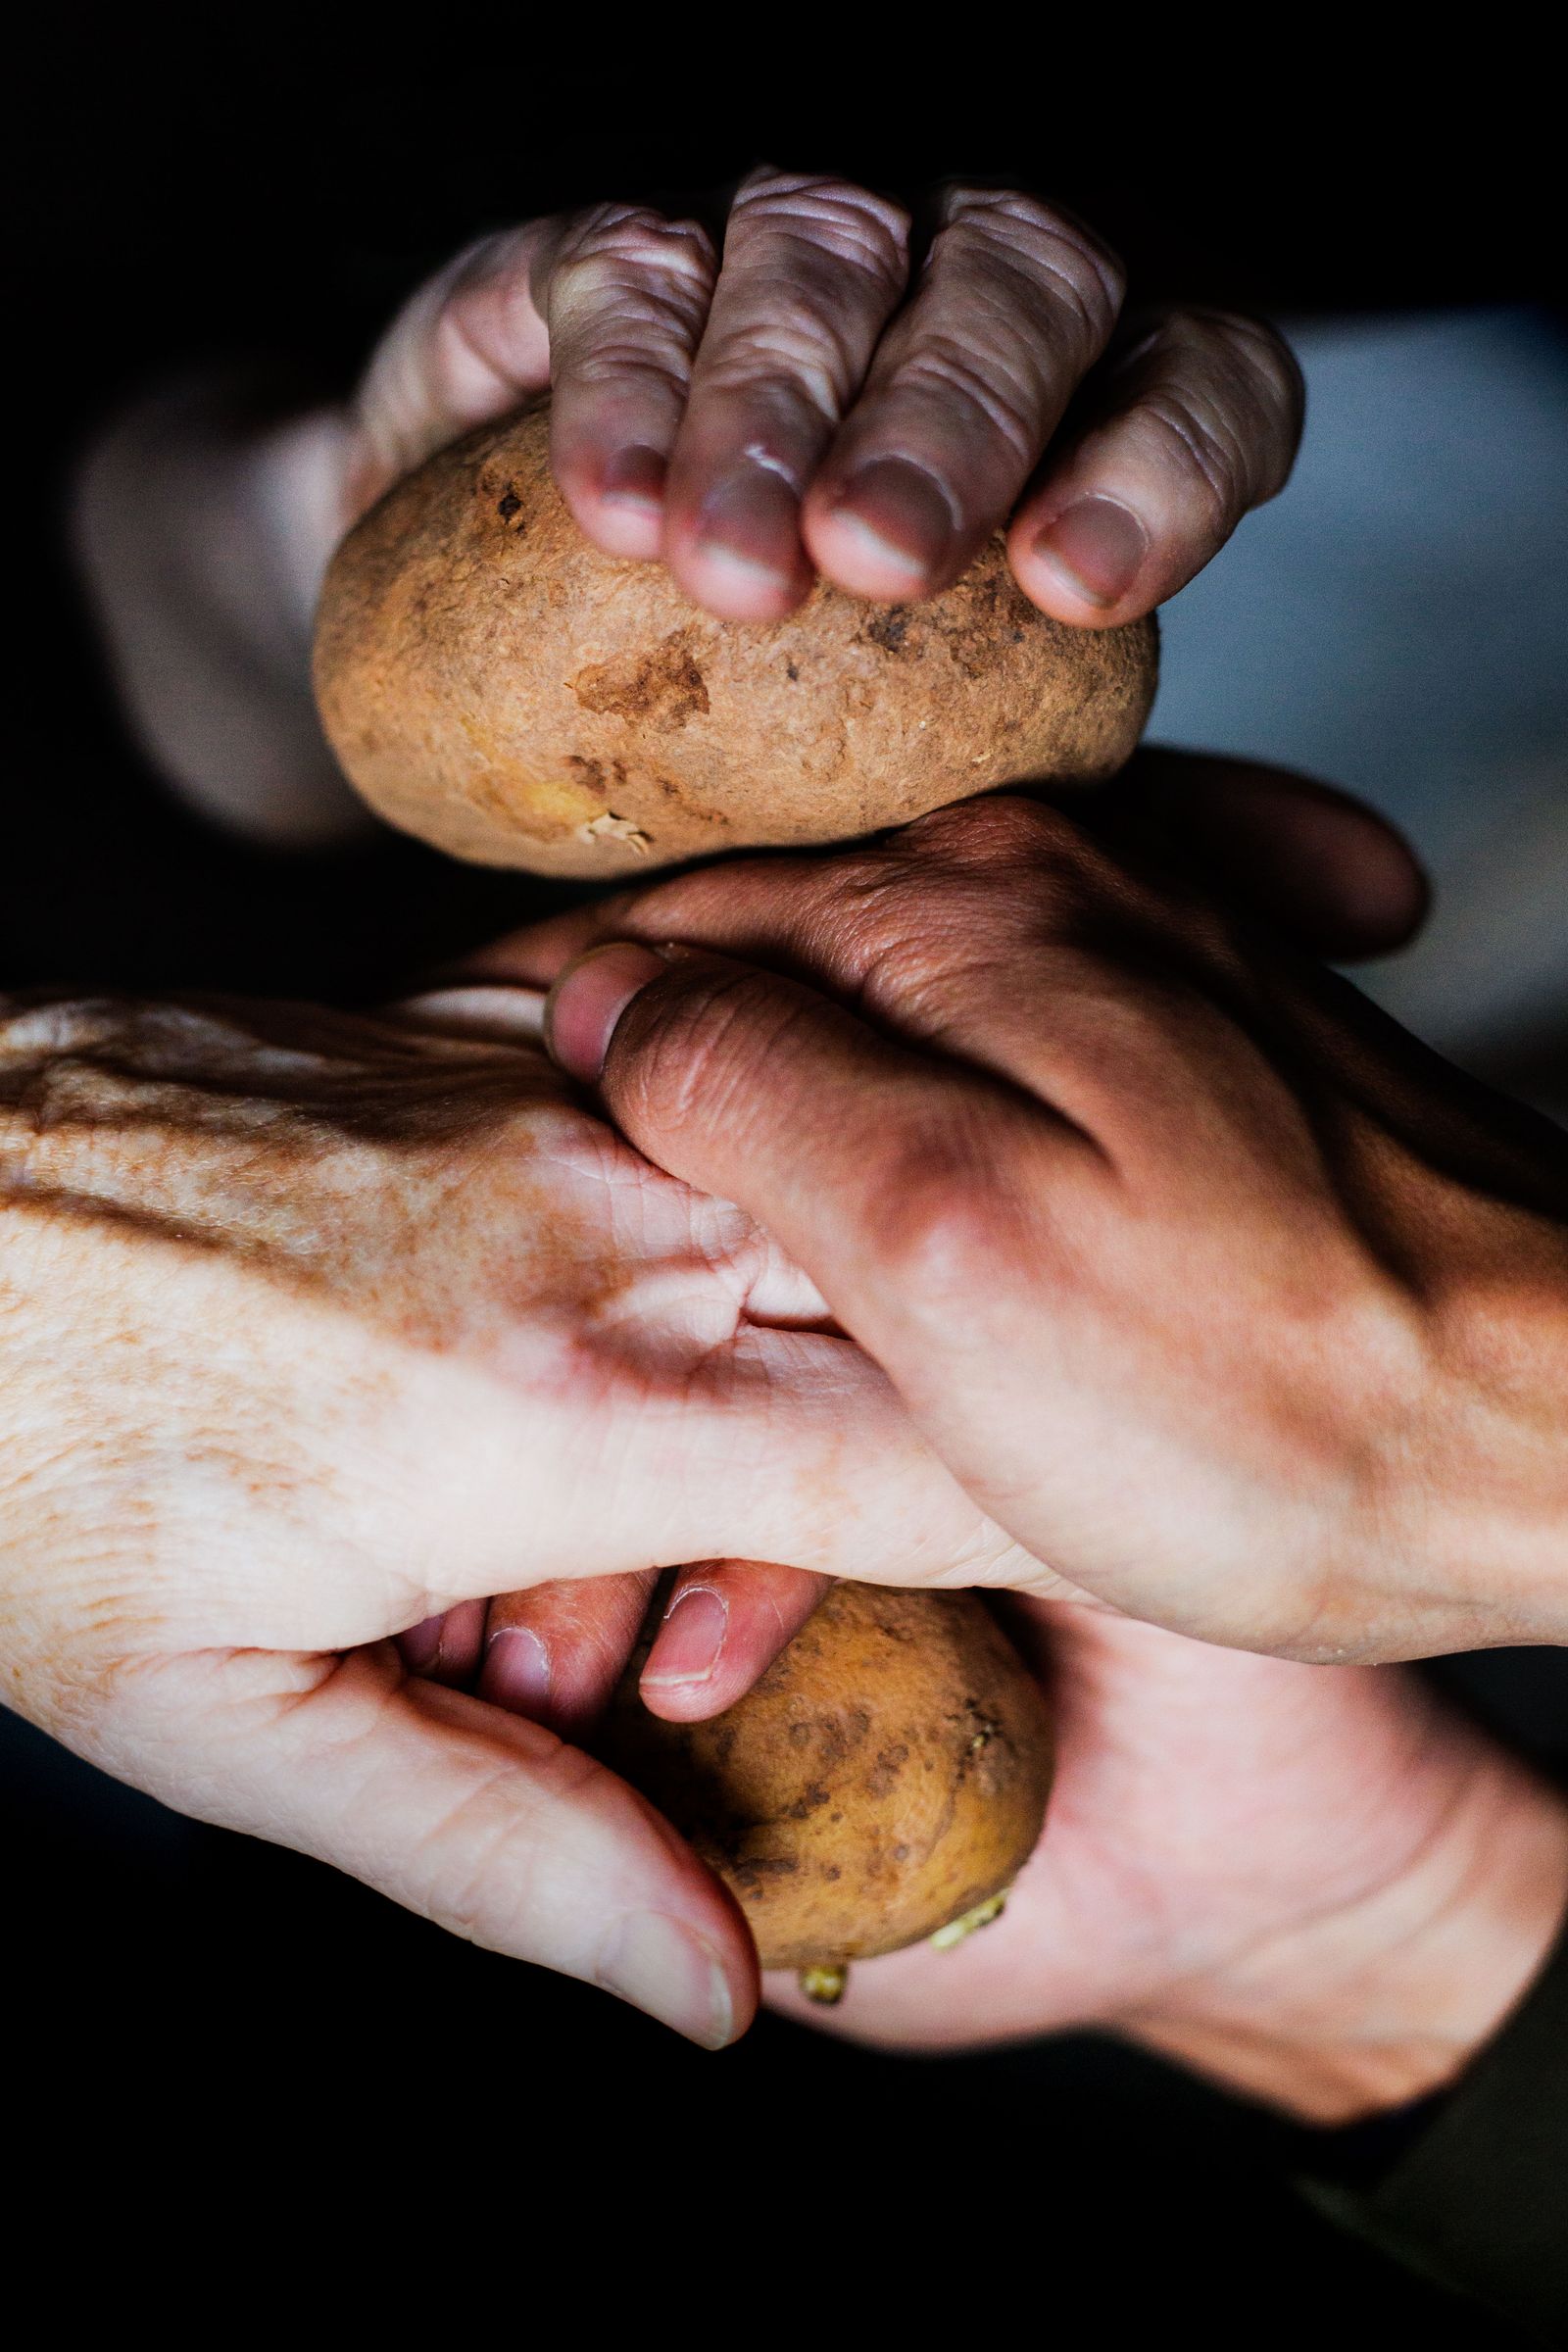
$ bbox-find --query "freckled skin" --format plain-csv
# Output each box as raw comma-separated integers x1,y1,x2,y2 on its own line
0,988,1035,1753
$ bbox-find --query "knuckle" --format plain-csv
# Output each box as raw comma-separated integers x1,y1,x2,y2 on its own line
870,1131,1018,1312
899,792,1099,885
695,316,857,425
1198,308,1305,414
547,213,716,345
730,170,911,292
559,202,717,283
935,185,1124,344
1129,308,1304,506
879,333,1043,468
806,800,1109,1020
1131,387,1252,527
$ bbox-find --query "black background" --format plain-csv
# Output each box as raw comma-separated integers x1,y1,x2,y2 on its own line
6,31,1560,2341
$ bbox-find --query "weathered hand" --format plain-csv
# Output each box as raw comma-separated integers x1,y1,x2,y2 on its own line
74,171,1300,841
473,755,1568,1665
767,1601,1568,2125
0,986,1027,2041
349,169,1302,625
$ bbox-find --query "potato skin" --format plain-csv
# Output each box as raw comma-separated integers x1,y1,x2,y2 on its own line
598,1584,1054,1972
313,398,1158,878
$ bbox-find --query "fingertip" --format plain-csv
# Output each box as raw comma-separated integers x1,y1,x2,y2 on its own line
664,462,814,620
544,941,669,1085
594,1906,755,2051
804,458,959,602
560,443,669,561
640,1584,729,1710
1010,494,1152,627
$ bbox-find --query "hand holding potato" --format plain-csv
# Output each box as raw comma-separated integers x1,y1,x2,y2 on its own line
768,1601,1568,2126
0,985,1038,2043
349,168,1301,626
75,170,1302,846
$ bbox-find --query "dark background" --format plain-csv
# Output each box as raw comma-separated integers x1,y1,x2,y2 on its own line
7,35,1560,2340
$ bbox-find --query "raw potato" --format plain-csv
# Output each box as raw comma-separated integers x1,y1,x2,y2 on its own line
598,1583,1054,1973
313,398,1159,877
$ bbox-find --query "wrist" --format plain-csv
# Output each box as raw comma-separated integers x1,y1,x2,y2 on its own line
1406,1253,1568,1652
1123,1741,1568,2125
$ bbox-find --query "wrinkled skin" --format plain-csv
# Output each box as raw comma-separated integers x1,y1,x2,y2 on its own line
0,988,1033,2045
57,167,1568,2091
74,170,1305,851
348,169,1303,627
483,760,1568,1668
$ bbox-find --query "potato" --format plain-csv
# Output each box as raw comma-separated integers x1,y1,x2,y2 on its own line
313,398,1158,877
598,1582,1054,1983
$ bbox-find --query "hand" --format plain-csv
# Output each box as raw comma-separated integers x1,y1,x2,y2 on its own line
350,168,1302,624
766,1601,1568,2126
0,986,1030,2043
473,754,1568,1664
74,172,1302,843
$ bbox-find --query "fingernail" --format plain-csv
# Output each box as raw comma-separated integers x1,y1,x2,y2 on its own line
595,1912,736,2048
484,1626,553,1717
694,463,801,587
398,1614,445,1674
643,1587,728,1689
1033,496,1148,608
830,457,953,585
601,444,667,511
545,941,667,1084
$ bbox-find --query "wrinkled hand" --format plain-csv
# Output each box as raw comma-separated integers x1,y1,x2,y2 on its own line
767,1601,1568,2124
0,987,1030,2042
348,167,1302,624
466,753,1568,1665
74,170,1301,842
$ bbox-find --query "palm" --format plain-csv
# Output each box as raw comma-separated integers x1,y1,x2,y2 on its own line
766,1600,1467,2051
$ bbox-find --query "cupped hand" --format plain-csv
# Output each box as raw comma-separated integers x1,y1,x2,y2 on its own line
465,753,1568,1666
765,1601,1568,2124
0,986,1036,2042
347,168,1302,625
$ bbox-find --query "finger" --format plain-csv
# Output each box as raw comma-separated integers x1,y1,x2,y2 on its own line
481,1571,659,1739
346,224,553,521
803,186,1123,601
537,204,717,558
345,210,717,560
398,1599,487,1687
542,935,1088,1373
1113,750,1429,960
460,755,1425,1000
662,169,910,618
640,1561,827,1722
1009,309,1303,626
123,1644,759,2047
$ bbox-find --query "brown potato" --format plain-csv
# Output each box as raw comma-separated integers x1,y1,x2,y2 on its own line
313,398,1158,877
598,1582,1054,1976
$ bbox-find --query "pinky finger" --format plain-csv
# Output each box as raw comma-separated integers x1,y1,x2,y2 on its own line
1009,308,1303,627
640,1560,827,1723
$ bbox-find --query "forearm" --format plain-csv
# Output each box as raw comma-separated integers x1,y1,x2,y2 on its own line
72,380,366,842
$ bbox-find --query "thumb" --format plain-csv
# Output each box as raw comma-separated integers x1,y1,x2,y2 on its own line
96,1644,756,2048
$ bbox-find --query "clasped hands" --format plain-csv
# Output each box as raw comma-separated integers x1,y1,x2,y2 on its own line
6,762,1565,2103
27,168,1568,2101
